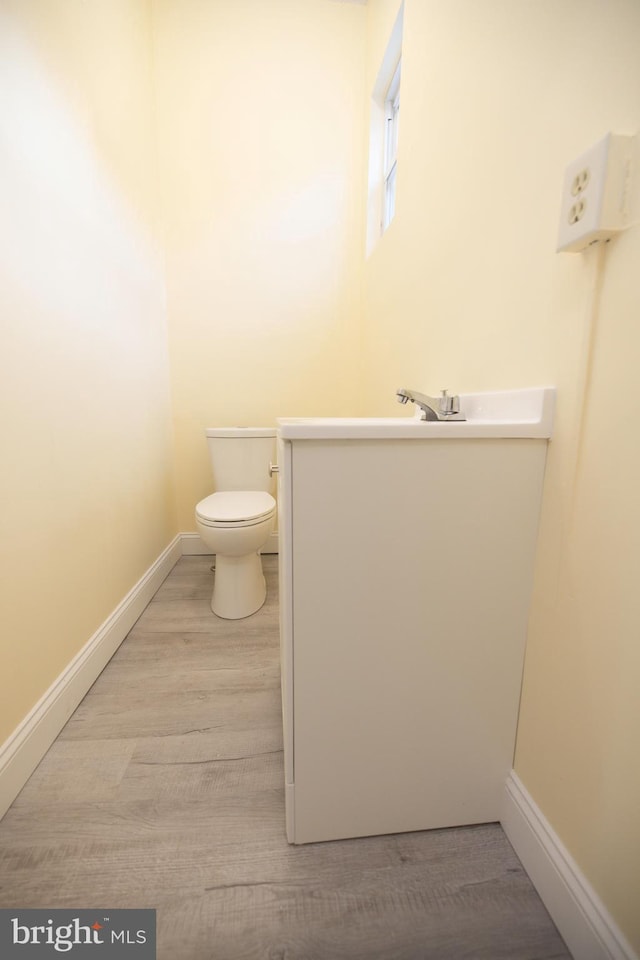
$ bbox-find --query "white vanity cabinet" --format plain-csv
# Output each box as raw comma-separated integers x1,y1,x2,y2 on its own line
277,395,552,845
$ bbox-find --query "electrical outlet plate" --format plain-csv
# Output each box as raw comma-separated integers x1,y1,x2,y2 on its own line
557,132,636,253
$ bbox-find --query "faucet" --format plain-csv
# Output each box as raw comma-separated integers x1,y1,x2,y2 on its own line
396,388,466,421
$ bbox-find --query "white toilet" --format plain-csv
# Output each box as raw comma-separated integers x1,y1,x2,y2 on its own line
195,427,277,620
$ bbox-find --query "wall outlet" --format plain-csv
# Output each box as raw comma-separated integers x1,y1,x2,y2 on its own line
557,132,636,253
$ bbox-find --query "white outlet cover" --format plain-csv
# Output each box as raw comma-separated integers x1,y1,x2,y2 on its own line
557,132,635,253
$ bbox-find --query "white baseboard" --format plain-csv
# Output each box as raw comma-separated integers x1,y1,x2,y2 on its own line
0,535,182,821
181,530,280,555
502,771,637,960
180,532,213,555
265,530,280,554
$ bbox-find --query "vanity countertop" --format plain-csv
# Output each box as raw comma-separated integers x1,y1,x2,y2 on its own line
277,387,556,441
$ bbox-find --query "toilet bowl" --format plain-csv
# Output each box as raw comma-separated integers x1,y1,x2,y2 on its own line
195,428,277,619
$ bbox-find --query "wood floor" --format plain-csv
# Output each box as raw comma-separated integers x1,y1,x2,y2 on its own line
0,556,571,960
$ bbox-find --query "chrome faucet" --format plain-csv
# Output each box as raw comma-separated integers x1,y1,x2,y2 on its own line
396,388,466,421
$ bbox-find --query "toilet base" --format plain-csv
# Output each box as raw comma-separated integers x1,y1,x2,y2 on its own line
211,551,267,620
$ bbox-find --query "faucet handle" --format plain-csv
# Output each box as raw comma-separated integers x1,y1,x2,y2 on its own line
438,390,460,416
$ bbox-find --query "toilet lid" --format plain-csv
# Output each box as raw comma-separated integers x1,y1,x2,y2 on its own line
196,491,275,524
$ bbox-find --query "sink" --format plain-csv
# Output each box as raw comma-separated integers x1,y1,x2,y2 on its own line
277,387,556,440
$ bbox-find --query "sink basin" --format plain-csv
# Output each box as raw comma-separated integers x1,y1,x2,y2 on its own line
277,387,556,440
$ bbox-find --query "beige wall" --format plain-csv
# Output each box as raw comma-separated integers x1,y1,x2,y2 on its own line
152,0,367,528
0,0,176,744
365,0,640,948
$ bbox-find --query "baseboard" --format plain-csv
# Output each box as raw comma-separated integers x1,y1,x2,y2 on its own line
180,530,279,555
502,771,637,960
0,535,182,821
180,532,214,555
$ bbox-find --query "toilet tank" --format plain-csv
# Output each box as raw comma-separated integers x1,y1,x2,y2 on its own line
205,427,277,494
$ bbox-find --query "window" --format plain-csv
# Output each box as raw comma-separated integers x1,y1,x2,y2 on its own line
382,59,401,231
366,2,404,254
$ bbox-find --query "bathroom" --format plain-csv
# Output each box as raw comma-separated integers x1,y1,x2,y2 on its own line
1,0,639,956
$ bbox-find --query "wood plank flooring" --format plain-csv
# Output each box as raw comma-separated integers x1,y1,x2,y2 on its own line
0,556,571,960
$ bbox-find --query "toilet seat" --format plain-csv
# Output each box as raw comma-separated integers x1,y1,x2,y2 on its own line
196,491,275,527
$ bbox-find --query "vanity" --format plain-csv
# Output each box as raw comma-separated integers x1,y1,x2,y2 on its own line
277,388,555,844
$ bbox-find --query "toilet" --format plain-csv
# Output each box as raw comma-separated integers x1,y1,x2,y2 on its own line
195,427,277,620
